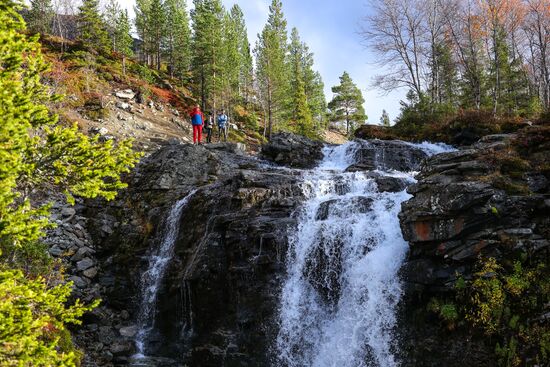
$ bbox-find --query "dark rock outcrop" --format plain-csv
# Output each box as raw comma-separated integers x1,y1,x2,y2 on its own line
85,142,304,366
400,134,548,291
349,139,429,172
260,132,324,168
397,133,549,367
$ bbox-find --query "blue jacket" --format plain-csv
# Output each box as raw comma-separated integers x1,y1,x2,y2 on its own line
192,114,203,126
217,114,228,127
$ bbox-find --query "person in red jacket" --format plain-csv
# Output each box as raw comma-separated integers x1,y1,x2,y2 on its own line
189,104,205,145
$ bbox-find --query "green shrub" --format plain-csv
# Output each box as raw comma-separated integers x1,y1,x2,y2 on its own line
129,63,155,84
0,270,99,366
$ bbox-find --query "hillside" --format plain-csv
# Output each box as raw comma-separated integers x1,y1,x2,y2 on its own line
38,35,274,152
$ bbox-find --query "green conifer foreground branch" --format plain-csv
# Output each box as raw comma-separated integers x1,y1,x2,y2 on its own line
0,1,141,364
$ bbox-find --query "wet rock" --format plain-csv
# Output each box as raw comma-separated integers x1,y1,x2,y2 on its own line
316,199,338,220
111,341,134,356
119,325,138,338
352,139,428,172
261,132,324,168
373,176,408,193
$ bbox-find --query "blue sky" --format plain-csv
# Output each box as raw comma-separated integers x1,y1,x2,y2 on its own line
118,0,406,124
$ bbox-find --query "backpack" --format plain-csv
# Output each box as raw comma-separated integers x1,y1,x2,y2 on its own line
217,114,228,127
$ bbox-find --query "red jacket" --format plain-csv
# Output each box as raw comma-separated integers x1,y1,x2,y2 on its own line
189,107,204,126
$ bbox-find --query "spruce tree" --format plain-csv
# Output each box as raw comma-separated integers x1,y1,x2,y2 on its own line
191,0,225,110
255,0,289,138
380,109,390,126
28,0,54,35
0,0,140,363
116,9,134,76
328,72,367,135
77,0,109,51
163,0,191,79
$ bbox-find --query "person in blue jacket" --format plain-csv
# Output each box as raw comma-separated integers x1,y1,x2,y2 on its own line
217,109,228,142
189,104,204,144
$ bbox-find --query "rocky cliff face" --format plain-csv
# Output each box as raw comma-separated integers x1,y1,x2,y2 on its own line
398,131,549,366
61,130,548,366
76,135,441,366
80,140,309,366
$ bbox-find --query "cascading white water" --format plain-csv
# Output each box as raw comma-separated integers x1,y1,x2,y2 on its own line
276,141,450,367
134,190,197,358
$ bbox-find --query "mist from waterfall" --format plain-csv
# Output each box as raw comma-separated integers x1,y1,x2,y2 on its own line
276,141,449,367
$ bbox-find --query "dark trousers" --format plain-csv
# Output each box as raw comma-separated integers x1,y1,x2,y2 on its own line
205,127,213,143
218,125,228,142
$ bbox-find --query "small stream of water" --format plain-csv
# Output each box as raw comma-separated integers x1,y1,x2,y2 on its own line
133,190,197,360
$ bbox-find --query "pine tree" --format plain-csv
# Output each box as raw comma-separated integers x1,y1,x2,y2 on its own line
163,0,191,79
0,0,140,363
286,28,314,137
255,0,289,138
104,0,122,51
328,72,367,135
221,8,241,108
222,5,253,107
232,5,254,104
28,0,54,35
380,109,390,126
116,9,134,76
134,0,152,64
77,0,109,51
191,0,225,110
295,31,326,128
149,0,165,70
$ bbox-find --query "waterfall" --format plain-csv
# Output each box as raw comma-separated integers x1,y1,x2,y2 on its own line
134,190,197,358
276,141,450,367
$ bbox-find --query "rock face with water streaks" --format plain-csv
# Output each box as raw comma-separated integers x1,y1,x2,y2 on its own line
260,132,324,168
75,130,549,366
86,138,305,366
81,134,442,366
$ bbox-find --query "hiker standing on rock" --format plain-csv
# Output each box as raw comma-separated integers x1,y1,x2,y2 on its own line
217,109,228,142
205,111,214,144
189,104,204,145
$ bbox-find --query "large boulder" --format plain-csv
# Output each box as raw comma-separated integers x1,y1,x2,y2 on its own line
350,139,429,172
260,132,324,168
